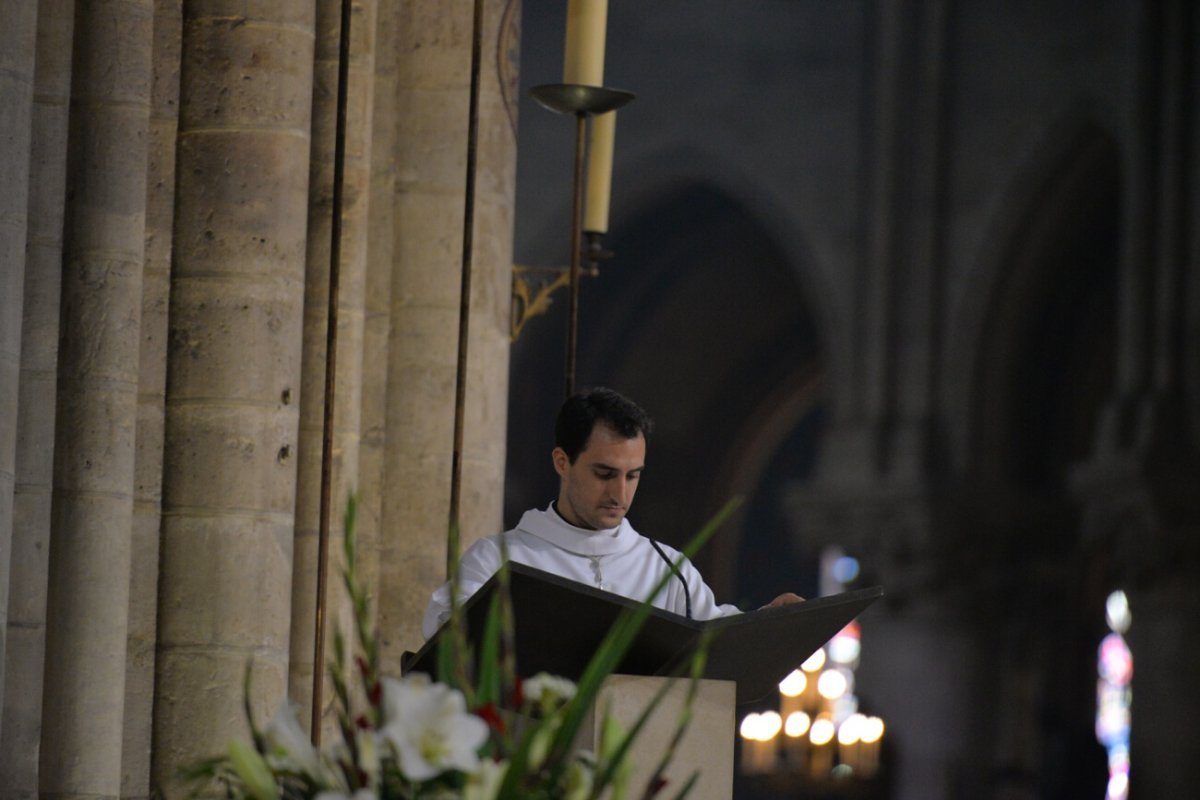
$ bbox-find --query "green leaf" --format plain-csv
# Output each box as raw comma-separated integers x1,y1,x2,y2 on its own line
666,771,700,800
475,593,503,707
228,739,278,800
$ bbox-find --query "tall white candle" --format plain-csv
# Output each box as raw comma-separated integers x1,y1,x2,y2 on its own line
584,111,616,233
563,0,608,86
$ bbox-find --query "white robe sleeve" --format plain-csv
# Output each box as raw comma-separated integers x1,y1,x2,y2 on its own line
421,536,504,640
677,555,742,620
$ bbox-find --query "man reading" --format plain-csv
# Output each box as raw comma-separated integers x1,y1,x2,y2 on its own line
423,387,799,639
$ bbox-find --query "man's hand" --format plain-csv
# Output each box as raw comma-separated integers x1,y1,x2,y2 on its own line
760,592,805,609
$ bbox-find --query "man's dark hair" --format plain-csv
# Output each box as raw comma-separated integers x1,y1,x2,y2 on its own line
555,387,654,462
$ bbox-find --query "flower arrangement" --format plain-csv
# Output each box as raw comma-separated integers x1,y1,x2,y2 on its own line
182,497,734,800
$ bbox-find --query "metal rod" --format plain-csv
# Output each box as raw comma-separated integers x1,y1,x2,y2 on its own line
311,0,353,746
448,0,487,573
566,112,587,398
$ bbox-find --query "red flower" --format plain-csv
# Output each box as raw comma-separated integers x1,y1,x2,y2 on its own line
475,702,506,733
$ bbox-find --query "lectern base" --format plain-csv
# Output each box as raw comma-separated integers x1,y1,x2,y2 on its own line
576,675,735,800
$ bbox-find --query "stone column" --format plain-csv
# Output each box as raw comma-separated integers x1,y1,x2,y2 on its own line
1071,455,1200,797
0,1,74,794
153,1,315,789
289,0,376,728
39,1,153,797
376,0,517,669
786,485,994,800
122,1,182,796
0,0,38,727
1072,4,1200,790
458,0,519,577
1123,565,1200,795
355,0,400,621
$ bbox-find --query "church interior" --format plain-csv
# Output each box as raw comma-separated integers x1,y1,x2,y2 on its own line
1,2,1197,799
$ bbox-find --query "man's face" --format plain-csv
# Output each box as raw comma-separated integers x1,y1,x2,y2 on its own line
553,423,646,530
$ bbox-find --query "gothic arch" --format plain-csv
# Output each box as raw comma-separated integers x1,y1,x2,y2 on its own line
943,116,1121,792
945,115,1121,485
506,170,829,604
516,139,842,375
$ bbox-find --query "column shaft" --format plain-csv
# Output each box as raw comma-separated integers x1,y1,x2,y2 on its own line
376,0,516,668
0,0,39,735
153,2,315,788
39,0,154,796
121,0,182,795
289,0,376,730
0,1,75,794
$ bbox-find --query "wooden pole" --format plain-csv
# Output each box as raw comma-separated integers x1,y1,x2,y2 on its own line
311,0,353,746
566,113,586,398
448,0,487,569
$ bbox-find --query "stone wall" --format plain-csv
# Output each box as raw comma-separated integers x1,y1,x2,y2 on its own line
0,0,517,796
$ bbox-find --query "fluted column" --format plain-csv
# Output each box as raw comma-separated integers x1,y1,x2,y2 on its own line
1072,3,1200,790
376,0,517,669
289,0,376,728
153,2,315,790
121,1,182,796
785,485,997,800
355,0,400,623
1071,458,1200,796
38,1,154,797
0,2,75,795
0,0,39,730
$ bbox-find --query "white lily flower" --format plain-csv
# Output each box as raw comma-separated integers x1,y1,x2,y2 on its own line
356,727,380,787
379,674,489,781
463,758,508,800
563,758,595,800
523,673,577,710
525,721,556,771
264,702,323,779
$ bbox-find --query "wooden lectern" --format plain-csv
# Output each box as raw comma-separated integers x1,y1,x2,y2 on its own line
405,564,882,799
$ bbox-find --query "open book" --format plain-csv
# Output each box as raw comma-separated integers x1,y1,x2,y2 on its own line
405,562,883,705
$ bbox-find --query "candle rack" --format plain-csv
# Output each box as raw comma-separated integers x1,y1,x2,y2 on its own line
510,232,613,341
513,82,634,397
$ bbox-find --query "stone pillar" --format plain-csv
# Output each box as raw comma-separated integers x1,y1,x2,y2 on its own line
356,0,400,622
153,2,315,790
121,1,182,796
376,0,517,668
0,0,38,727
786,485,993,800
39,1,153,797
854,601,986,800
0,1,74,794
1072,455,1200,797
289,0,376,728
458,0,519,579
1073,3,1200,791
1124,567,1200,796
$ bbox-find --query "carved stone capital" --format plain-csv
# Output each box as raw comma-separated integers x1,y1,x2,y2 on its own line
785,472,1075,617
785,480,953,609
1070,447,1200,588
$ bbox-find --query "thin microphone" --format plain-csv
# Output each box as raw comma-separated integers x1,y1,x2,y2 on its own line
648,539,692,619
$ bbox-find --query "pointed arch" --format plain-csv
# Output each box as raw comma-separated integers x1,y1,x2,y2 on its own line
945,115,1121,484
506,153,833,603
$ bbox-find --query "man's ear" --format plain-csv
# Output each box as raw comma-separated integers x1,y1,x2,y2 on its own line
551,447,570,478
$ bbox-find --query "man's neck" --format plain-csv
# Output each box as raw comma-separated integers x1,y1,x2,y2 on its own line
550,500,596,530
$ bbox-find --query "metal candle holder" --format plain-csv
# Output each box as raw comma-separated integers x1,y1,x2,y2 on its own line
528,83,634,397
